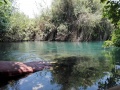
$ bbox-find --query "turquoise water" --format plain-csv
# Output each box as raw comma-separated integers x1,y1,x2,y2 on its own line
0,41,109,61
0,41,120,90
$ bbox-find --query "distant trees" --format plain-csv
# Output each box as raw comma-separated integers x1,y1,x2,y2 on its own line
0,0,114,42
51,0,76,27
48,0,112,41
7,12,33,41
0,0,35,41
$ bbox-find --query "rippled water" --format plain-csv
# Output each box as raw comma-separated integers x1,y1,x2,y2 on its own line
0,41,120,90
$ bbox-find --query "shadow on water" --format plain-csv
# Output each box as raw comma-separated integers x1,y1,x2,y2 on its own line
0,74,30,88
50,56,112,90
49,47,120,90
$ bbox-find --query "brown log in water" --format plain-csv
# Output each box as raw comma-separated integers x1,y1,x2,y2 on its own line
0,61,52,77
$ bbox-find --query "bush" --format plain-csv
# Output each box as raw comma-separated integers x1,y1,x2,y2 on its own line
103,40,113,48
112,29,120,47
57,24,68,35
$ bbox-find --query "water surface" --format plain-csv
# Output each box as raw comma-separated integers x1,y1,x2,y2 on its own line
0,41,108,62
0,41,120,90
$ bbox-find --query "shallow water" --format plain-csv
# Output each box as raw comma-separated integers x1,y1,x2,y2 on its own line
0,41,120,90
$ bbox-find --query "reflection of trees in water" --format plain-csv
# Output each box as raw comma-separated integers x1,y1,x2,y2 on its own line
0,43,16,61
0,47,119,90
98,68,120,89
112,48,120,65
0,75,24,90
98,48,120,89
51,56,112,90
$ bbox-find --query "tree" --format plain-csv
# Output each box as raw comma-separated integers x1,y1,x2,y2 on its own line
51,0,76,29
0,0,12,41
0,0,11,31
102,0,120,47
103,0,120,27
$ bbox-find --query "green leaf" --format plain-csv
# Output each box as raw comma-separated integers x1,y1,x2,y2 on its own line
4,0,7,4
0,2,3,6
107,1,110,4
101,0,107,3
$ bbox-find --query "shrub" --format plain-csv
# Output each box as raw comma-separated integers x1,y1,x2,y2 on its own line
112,29,120,47
57,24,68,35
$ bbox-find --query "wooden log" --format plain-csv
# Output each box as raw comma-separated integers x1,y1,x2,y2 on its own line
0,61,52,77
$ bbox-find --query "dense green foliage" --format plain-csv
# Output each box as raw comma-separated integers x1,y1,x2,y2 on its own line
0,0,8,6
112,29,120,47
0,0,14,31
103,0,120,27
35,0,112,41
103,0,120,47
0,0,12,35
6,12,34,41
0,0,113,42
51,56,112,89
0,0,35,41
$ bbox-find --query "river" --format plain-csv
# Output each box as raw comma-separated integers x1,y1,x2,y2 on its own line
0,41,120,90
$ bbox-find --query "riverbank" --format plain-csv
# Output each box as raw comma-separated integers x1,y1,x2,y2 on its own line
0,27,111,42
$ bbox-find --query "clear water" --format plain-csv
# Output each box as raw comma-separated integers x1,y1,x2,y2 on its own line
0,41,109,62
0,41,120,90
